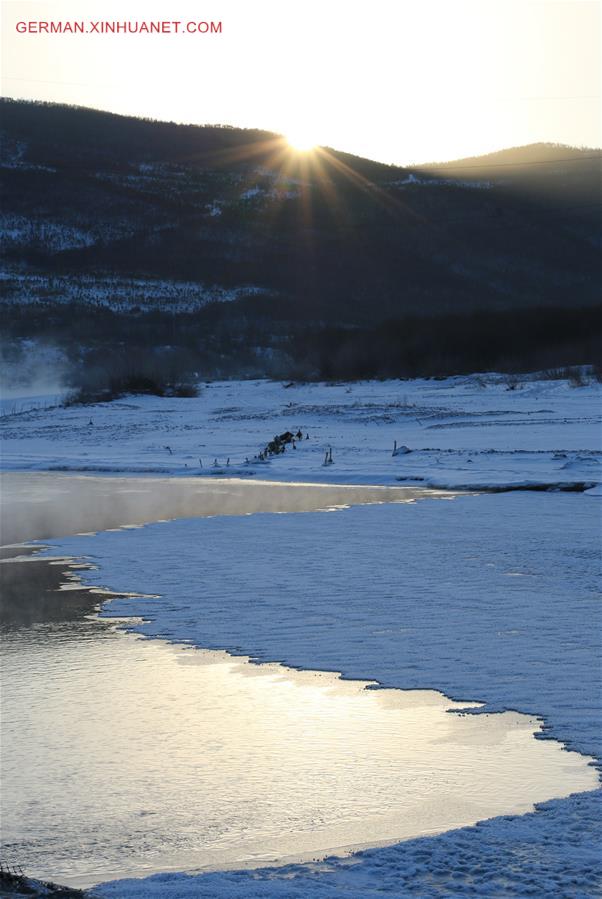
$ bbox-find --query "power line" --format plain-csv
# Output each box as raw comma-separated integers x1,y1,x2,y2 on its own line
422,154,602,171
2,87,601,172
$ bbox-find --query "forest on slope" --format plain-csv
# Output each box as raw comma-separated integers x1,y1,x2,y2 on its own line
1,99,600,388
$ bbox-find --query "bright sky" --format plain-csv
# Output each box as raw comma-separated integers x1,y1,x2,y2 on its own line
1,0,600,164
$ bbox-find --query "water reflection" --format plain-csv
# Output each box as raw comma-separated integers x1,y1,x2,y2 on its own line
0,472,452,545
1,558,598,889
0,552,107,632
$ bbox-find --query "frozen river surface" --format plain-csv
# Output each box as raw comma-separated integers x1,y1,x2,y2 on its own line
3,556,596,888
1,467,601,897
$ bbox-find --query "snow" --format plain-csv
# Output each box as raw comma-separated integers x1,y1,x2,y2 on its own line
46,492,602,761
0,215,97,252
4,372,602,896
96,792,602,898
41,489,602,897
0,393,64,417
0,270,269,313
9,601,596,890
391,174,493,189
1,374,600,491
241,186,264,199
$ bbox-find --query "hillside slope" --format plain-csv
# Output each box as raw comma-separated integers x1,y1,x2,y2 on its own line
1,100,601,382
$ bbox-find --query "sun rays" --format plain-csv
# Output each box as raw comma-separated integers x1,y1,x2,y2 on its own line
285,131,318,153
187,129,419,242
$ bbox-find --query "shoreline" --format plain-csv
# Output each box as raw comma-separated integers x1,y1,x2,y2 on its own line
2,549,600,892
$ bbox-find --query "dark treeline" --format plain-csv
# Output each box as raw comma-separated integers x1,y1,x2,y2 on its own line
3,301,600,390
2,100,601,321
0,98,394,179
2,100,601,390
291,305,602,380
0,98,279,171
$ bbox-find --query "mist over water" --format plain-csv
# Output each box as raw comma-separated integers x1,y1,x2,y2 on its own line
0,472,447,545
0,339,68,401
3,473,597,890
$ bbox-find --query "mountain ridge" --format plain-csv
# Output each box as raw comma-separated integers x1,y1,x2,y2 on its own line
1,99,600,383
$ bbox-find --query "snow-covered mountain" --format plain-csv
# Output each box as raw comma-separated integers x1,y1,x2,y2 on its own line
1,99,600,386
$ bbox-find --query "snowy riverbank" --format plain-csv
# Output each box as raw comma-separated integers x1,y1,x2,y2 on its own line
3,373,602,897
40,492,602,897
1,374,601,491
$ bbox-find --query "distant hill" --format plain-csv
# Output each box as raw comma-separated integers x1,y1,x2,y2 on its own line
418,143,601,208
422,142,597,167
1,99,601,383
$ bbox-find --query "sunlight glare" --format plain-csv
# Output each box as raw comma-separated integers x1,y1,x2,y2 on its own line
286,129,318,152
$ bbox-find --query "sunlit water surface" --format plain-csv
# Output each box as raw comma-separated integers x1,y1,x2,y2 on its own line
1,556,598,889
0,475,598,888
0,472,447,545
